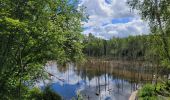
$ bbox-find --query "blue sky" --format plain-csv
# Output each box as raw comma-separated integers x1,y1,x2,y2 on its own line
78,0,149,39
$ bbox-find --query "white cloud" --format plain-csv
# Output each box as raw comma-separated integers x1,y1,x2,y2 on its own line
79,0,150,39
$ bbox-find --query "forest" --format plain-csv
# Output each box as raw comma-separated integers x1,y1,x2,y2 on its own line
0,0,170,100
83,33,157,61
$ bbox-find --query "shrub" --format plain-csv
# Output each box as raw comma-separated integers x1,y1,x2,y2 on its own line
27,86,62,100
27,87,43,100
138,84,157,100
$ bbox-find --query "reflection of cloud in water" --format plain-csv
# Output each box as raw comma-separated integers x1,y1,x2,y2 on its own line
42,63,83,85
36,63,135,100
78,75,132,100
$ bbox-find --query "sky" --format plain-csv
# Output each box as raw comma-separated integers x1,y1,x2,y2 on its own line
78,0,150,39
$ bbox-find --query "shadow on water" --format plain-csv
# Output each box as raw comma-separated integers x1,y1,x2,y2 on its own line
39,59,157,100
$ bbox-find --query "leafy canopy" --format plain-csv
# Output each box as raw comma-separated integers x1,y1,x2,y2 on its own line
0,0,85,99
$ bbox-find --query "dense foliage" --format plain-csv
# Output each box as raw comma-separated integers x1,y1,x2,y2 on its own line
138,84,157,100
83,33,160,61
0,0,84,99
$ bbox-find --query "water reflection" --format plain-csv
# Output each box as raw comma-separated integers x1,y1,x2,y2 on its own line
37,60,154,100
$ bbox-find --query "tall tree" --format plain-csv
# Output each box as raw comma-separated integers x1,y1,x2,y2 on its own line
0,0,85,99
127,0,170,67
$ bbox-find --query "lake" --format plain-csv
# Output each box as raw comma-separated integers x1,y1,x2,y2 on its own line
37,59,155,100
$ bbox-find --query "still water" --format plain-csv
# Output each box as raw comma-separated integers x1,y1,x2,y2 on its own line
37,59,154,100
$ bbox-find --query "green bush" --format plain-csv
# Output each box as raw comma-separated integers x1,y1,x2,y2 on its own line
27,87,43,100
27,86,61,100
138,84,157,100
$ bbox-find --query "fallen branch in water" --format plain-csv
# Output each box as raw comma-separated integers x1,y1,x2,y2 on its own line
45,70,65,82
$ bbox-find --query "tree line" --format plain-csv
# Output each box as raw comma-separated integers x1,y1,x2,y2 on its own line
83,33,161,62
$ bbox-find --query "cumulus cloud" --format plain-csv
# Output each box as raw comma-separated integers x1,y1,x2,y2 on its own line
79,0,150,39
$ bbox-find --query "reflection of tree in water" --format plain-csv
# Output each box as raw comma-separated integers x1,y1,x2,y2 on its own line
52,58,163,99
75,60,156,84
80,60,162,99
60,59,164,100
76,61,104,81
57,64,68,73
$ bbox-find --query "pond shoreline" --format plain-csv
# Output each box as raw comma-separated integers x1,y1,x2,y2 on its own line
129,90,138,100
